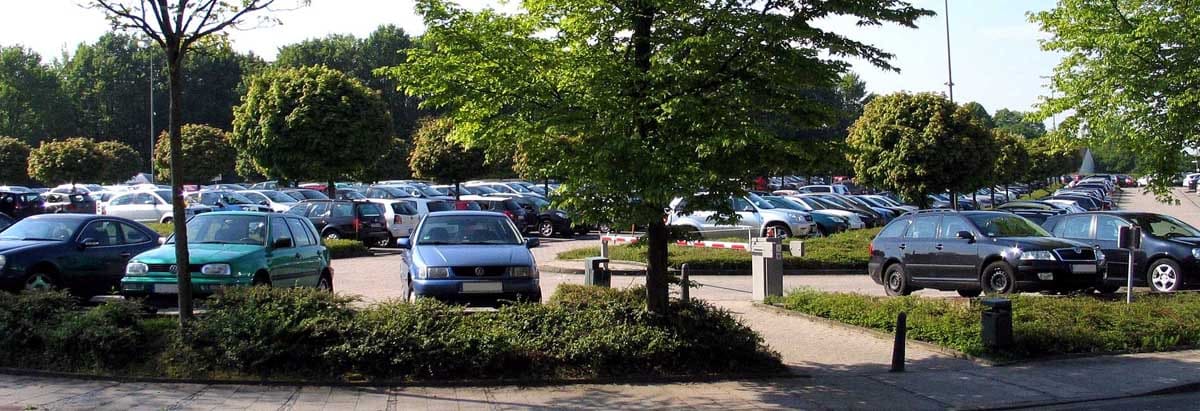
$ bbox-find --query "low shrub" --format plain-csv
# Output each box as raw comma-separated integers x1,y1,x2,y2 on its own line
769,289,1200,360
559,228,879,271
0,291,77,366
47,299,150,370
325,239,371,259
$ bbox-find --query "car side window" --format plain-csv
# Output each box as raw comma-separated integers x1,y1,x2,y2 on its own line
1095,216,1128,242
939,216,972,239
109,194,133,206
119,223,151,244
730,197,754,212
906,216,940,239
309,203,331,217
333,203,355,218
1054,216,1093,239
287,218,315,247
878,218,910,238
134,193,157,205
270,217,292,247
81,221,122,246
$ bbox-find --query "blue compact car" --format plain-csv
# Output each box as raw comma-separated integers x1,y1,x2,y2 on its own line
399,211,541,306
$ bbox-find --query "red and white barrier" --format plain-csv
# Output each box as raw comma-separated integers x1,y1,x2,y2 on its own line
600,235,641,245
674,240,750,251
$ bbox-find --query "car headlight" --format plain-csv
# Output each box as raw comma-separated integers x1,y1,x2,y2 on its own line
554,210,568,219
126,262,148,276
418,266,449,279
0,255,7,270
510,266,538,278
787,214,801,222
1019,250,1057,261
1192,248,1200,259
200,263,231,276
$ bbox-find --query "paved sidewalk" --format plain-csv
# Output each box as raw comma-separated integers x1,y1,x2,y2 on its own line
2,348,1197,410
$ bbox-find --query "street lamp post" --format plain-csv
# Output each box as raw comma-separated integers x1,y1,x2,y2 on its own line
140,39,155,183
943,0,959,210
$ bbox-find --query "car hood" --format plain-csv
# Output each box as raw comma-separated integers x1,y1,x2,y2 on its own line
134,243,262,264
1163,236,1200,247
990,236,1085,250
0,240,58,254
413,244,534,267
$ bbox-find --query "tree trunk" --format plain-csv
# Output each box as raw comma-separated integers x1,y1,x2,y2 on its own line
645,217,669,314
327,178,337,199
990,187,996,207
972,192,978,209
167,47,194,326
454,181,460,201
950,191,958,210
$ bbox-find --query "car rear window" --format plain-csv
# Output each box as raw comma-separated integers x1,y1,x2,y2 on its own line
392,202,418,216
356,203,382,217
503,200,522,211
428,201,453,212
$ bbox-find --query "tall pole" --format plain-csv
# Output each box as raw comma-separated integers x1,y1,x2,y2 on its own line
943,0,959,210
146,41,155,184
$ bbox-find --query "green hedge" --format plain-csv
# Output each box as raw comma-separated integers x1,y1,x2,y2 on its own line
768,290,1200,360
559,228,879,271
0,287,782,381
141,224,369,260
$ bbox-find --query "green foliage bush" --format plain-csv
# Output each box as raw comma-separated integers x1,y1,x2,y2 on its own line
0,292,153,371
559,228,879,271
146,222,173,236
769,290,1200,360
324,239,370,259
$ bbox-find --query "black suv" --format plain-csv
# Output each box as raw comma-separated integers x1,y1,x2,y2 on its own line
0,191,45,219
869,210,1105,297
288,200,390,244
472,197,534,233
1044,212,1200,293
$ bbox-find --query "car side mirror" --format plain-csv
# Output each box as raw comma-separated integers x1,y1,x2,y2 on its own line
158,237,167,245
259,200,269,206
397,238,411,249
215,201,225,207
526,238,540,248
272,238,293,249
79,238,100,249
956,231,976,242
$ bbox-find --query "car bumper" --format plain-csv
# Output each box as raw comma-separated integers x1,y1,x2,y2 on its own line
120,276,252,297
1015,261,1104,290
386,224,412,238
357,229,391,242
412,278,541,304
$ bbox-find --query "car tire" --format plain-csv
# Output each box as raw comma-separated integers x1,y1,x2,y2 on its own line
162,217,172,224
883,264,912,296
23,272,58,291
375,236,393,248
812,225,827,238
539,220,556,237
981,261,1017,295
403,280,415,303
317,274,333,292
252,272,271,287
324,231,341,241
956,289,982,298
1147,259,1182,293
766,223,792,239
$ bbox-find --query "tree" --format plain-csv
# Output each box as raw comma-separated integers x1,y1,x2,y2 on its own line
357,136,412,183
389,0,930,313
231,66,392,197
961,101,995,129
1031,0,1200,199
993,108,1046,139
408,117,484,198
989,130,1030,203
96,140,142,184
0,46,76,142
152,124,234,184
1024,135,1081,182
27,138,102,188
0,137,32,184
89,0,308,325
847,92,997,208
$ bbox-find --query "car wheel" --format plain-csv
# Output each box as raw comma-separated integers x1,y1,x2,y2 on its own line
375,236,393,248
252,272,271,287
403,280,414,303
317,274,333,292
1148,259,1182,293
539,220,556,237
811,225,827,238
956,289,982,298
766,223,792,239
162,217,172,224
883,264,912,296
23,272,57,291
981,261,1017,295
324,231,341,240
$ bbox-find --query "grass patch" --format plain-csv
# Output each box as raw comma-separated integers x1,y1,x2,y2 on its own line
0,287,782,381
767,289,1200,360
146,223,173,237
559,228,879,271
1021,183,1062,201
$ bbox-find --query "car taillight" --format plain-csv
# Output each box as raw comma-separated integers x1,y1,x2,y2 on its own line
353,217,361,231
868,243,874,254
503,210,514,219
394,215,401,224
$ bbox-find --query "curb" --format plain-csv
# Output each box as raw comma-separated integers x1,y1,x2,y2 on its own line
539,263,863,276
751,303,997,367
0,367,800,389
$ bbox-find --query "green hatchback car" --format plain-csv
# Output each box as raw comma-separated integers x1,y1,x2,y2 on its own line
121,211,333,297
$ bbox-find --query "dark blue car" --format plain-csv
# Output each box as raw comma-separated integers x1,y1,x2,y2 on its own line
398,211,541,306
0,214,161,297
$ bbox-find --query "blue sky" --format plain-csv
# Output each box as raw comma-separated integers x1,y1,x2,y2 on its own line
1,0,1059,114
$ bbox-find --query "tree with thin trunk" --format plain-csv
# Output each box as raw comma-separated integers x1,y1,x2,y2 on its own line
87,0,308,326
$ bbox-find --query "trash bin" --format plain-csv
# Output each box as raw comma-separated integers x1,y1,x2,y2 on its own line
584,257,610,287
1190,178,1197,192
981,298,1013,349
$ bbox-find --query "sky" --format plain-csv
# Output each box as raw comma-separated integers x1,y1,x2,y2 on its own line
0,0,1060,114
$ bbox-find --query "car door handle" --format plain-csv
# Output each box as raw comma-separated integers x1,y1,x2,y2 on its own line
935,244,944,250
119,252,132,259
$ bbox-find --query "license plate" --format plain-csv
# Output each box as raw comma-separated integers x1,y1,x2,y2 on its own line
154,284,179,294
1072,264,1098,274
461,282,503,294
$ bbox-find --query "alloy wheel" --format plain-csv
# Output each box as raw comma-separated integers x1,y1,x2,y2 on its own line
24,273,55,291
1151,264,1178,292
539,221,555,237
317,276,332,292
988,268,1010,292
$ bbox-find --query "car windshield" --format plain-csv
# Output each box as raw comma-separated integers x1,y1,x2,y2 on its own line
527,197,550,208
507,183,532,193
300,190,328,200
428,186,450,195
260,190,296,203
172,214,267,245
470,185,499,194
765,197,801,210
341,190,367,200
416,215,522,245
1126,214,1200,239
967,214,1050,237
150,190,172,204
746,193,775,209
417,187,444,197
0,219,78,241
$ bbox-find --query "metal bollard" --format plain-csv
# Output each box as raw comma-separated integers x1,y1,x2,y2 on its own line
680,263,689,302
600,238,609,259
890,312,907,372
